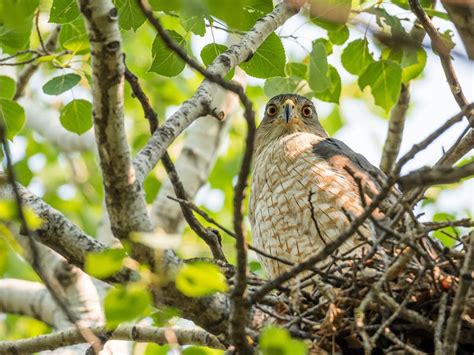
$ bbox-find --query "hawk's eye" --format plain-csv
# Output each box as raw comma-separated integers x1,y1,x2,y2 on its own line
301,105,313,117
266,104,278,116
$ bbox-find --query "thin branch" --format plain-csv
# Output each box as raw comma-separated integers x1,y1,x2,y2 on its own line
398,160,474,190
124,62,226,261
423,218,474,231
443,231,474,353
380,84,410,174
14,26,61,100
408,0,473,124
0,325,225,353
434,292,448,355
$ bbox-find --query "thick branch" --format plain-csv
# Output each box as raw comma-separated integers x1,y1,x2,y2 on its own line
132,3,298,182
77,0,152,241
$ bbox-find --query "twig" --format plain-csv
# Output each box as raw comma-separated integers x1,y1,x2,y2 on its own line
408,0,473,124
35,10,47,53
381,327,425,355
398,160,474,190
434,292,448,355
14,26,61,100
0,325,224,353
443,231,474,353
423,218,474,231
166,196,293,266
380,83,410,174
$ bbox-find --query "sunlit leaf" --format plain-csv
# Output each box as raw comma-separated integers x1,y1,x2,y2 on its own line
116,0,146,31
310,0,351,31
328,25,349,45
259,326,306,355
432,213,458,248
358,60,402,112
180,0,206,36
149,0,180,11
85,249,126,279
321,106,345,135
341,38,374,75
176,261,228,297
0,75,16,99
104,285,152,329
0,99,26,140
24,207,43,230
264,76,304,97
313,65,341,103
240,33,285,79
49,0,80,24
313,38,333,55
200,43,234,79
150,30,186,77
59,99,93,135
59,18,89,53
382,47,427,83
42,74,81,95
285,62,307,78
145,344,170,355
183,347,224,355
308,42,331,93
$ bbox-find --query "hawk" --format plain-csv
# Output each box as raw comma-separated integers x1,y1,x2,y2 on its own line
249,94,387,280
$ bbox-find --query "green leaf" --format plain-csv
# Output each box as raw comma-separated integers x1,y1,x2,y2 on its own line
200,43,233,79
259,326,306,355
285,62,307,78
264,76,304,97
0,0,38,52
85,249,126,279
42,74,82,95
424,8,450,21
149,0,180,11
328,25,349,45
175,261,228,297
183,347,224,355
0,76,16,99
358,60,402,113
432,213,457,248
382,47,427,83
104,285,152,329
341,38,374,75
2,0,39,26
180,0,206,36
151,307,179,327
59,99,93,135
150,30,186,77
145,344,171,355
49,0,80,24
0,99,26,140
116,0,146,31
308,42,331,93
313,38,333,55
310,0,351,31
201,43,227,66
313,65,341,103
240,33,285,79
366,7,406,37
321,106,345,135
59,18,89,53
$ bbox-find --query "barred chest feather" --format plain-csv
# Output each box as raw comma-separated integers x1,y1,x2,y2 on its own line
249,132,374,280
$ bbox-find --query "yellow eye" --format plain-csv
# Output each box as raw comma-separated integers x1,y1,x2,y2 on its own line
266,104,278,116
302,105,313,117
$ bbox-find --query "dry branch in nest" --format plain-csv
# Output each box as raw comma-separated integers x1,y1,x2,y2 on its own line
245,197,474,354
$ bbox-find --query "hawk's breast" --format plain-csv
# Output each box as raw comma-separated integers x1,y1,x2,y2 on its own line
249,132,373,280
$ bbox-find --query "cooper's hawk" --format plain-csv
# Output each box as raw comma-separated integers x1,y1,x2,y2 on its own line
249,94,387,280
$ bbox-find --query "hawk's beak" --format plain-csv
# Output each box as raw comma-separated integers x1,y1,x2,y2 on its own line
283,99,295,123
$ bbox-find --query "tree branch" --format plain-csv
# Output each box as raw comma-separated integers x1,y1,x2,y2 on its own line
0,324,225,353
132,3,298,183
443,231,474,354
77,0,152,246
399,160,474,190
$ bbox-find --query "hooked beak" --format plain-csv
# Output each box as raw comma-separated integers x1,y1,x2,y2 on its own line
283,99,295,123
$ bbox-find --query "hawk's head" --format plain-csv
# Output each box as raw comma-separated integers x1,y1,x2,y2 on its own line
256,94,328,148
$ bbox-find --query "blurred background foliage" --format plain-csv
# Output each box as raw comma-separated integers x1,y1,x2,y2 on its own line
0,0,472,350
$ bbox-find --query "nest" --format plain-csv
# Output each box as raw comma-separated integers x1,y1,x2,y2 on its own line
249,228,474,354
